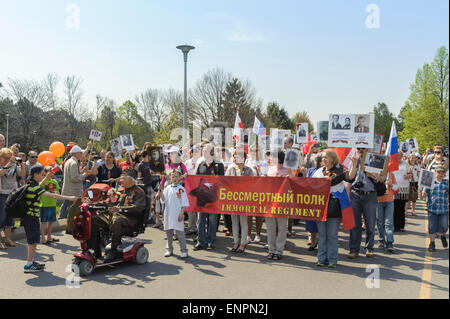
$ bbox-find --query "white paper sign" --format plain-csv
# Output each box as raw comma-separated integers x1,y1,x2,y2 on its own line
89,129,102,141
283,149,301,169
353,113,374,149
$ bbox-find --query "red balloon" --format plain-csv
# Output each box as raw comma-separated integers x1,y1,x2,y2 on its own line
38,151,56,166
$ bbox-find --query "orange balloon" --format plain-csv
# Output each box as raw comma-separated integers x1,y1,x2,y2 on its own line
49,141,65,158
38,151,56,166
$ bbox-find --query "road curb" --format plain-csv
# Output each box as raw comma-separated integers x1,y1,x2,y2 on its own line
5,219,67,241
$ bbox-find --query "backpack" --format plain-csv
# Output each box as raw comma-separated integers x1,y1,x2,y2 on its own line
5,184,39,218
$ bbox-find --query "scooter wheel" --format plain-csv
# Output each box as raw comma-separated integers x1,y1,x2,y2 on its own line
135,247,149,265
78,260,94,276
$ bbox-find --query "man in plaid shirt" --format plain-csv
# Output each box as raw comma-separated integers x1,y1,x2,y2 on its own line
422,165,449,252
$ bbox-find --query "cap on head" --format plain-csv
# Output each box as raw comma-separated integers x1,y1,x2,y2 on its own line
69,146,83,154
30,165,44,176
435,165,446,172
166,146,180,154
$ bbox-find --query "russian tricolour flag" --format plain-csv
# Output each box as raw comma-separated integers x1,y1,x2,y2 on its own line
385,121,399,172
331,184,355,231
253,116,266,136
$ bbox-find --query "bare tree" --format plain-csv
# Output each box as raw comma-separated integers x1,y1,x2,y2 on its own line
63,75,85,118
42,73,59,111
190,67,232,127
4,77,47,107
135,88,167,131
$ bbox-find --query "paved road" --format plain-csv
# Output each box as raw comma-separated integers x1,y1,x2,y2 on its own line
0,201,448,299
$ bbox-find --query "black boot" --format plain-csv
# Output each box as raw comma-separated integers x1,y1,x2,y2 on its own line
104,236,122,262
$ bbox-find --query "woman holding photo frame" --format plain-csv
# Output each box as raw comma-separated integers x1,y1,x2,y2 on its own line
393,151,413,232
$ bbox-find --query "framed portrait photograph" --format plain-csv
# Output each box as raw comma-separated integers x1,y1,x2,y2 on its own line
361,151,389,176
283,149,300,169
418,169,436,190
148,146,165,174
120,134,135,151
399,141,411,156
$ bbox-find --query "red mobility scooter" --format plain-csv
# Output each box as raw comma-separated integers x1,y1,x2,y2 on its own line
72,183,150,276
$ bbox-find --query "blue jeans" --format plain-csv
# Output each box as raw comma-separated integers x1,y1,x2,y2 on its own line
197,213,218,246
376,201,394,245
58,200,71,219
0,194,15,229
428,213,449,234
317,218,341,264
349,191,378,253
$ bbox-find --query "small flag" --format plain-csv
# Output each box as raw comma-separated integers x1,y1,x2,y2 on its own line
253,116,266,136
233,113,244,143
385,121,399,172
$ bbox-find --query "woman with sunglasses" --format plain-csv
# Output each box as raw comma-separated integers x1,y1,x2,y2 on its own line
427,145,449,174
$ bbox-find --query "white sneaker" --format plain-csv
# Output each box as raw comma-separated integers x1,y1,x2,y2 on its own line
164,250,173,257
181,251,188,258
254,235,261,243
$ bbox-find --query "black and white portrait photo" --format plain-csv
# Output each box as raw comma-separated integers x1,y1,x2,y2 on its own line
296,123,308,144
148,146,165,174
283,149,300,169
363,152,387,174
110,138,122,160
419,170,435,189
400,141,411,155
331,114,351,130
318,121,329,142
372,133,384,154
120,134,135,151
354,115,370,133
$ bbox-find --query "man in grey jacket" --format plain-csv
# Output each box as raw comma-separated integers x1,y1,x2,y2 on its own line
61,146,91,233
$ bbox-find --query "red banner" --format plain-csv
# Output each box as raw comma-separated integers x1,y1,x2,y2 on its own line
185,175,331,221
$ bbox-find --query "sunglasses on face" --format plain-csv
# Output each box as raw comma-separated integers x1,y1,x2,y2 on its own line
435,151,442,154
30,156,38,158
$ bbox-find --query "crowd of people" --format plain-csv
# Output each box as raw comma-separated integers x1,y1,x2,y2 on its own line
0,132,448,273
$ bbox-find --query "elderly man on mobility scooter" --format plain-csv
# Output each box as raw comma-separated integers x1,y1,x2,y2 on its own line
89,171,147,263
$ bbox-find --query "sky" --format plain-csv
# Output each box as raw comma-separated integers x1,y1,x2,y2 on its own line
0,0,448,128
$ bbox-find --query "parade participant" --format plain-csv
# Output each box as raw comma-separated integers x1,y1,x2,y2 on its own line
23,166,77,273
156,146,188,229
160,168,189,258
266,150,293,260
90,171,147,262
245,144,266,243
406,153,420,216
97,151,122,186
184,144,202,235
61,146,90,230
194,144,225,251
313,149,357,267
422,166,449,252
393,151,412,232
304,154,323,251
348,148,384,259
226,145,254,253
39,166,61,245
376,169,398,253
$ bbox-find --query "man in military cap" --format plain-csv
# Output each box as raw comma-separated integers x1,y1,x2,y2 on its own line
89,170,146,262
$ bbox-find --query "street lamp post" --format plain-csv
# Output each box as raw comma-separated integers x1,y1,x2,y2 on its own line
176,44,195,140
